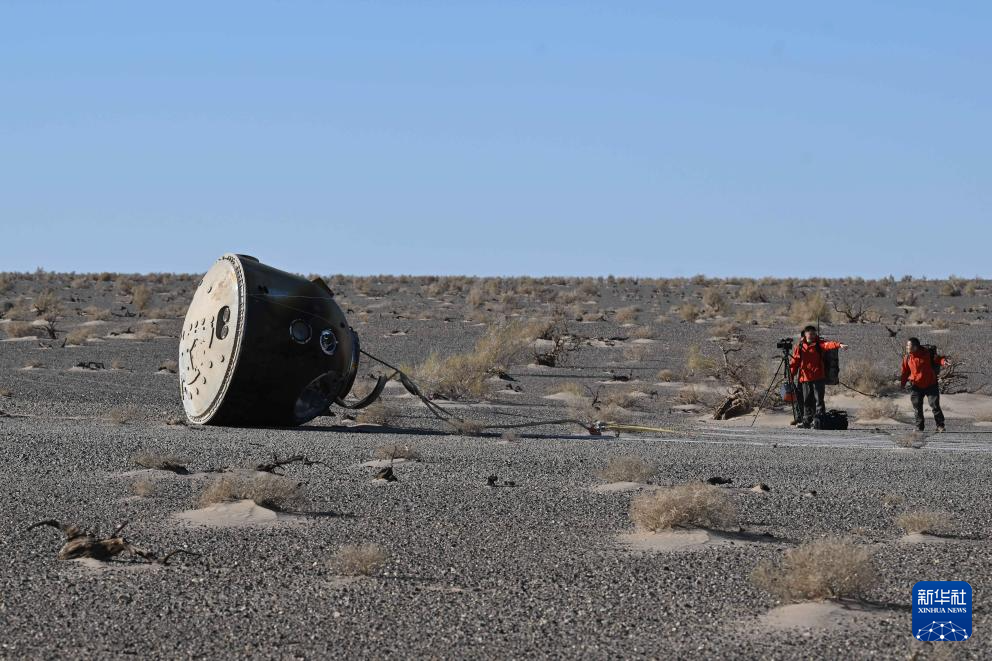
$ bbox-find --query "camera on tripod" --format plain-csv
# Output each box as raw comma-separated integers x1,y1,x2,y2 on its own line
776,338,793,352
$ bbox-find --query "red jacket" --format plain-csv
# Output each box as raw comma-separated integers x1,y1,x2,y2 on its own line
790,339,842,383
901,349,947,389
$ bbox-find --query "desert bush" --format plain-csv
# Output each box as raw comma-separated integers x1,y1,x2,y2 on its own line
357,401,397,426
895,510,949,535
66,326,100,345
656,368,676,382
710,321,738,339
629,325,654,340
881,493,905,509
857,401,898,421
678,303,700,322
131,478,157,498
32,289,60,316
789,293,832,325
158,359,178,373
893,431,929,449
199,474,302,511
133,450,187,473
622,342,651,362
931,317,951,330
413,321,538,399
82,305,112,321
372,444,421,461
676,385,703,405
940,281,962,297
554,382,587,398
329,543,388,576
737,282,767,303
702,288,727,314
752,537,876,602
630,483,736,531
598,456,656,483
846,360,898,396
4,321,35,338
604,388,641,410
615,306,640,323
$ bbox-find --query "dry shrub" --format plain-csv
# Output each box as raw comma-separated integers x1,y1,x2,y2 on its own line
629,326,654,340
752,537,876,602
134,450,187,473
131,478,157,498
604,388,641,410
554,382,587,398
895,510,949,535
685,344,717,375
893,431,928,449
857,401,899,421
789,293,832,324
4,321,36,338
111,358,126,370
32,289,60,315
615,306,640,323
881,493,905,509
598,456,656,483
373,444,421,461
702,288,727,314
65,326,100,345
0,388,11,398
676,385,703,405
157,359,178,373
629,483,736,531
974,409,992,423
738,282,767,303
413,321,538,399
330,543,388,576
199,474,302,511
500,431,520,443
82,305,112,321
678,303,700,322
356,401,397,426
656,368,676,382
846,360,897,396
132,285,152,312
622,342,651,362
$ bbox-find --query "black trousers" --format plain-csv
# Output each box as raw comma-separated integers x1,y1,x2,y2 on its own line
800,379,826,425
910,384,944,430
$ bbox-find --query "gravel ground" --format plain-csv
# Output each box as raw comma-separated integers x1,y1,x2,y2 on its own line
1,275,990,659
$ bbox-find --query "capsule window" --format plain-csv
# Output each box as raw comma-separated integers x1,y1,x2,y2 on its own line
216,306,231,340
289,319,312,344
319,329,338,355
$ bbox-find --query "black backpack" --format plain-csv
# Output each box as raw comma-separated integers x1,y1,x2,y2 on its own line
921,344,942,376
803,338,840,386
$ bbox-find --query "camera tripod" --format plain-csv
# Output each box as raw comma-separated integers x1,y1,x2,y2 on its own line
749,340,801,427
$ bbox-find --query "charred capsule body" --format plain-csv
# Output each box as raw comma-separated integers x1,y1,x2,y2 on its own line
179,254,358,426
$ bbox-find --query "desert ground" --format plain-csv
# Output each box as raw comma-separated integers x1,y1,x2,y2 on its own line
1,270,990,659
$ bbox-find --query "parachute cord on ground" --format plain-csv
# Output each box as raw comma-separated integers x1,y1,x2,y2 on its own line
358,349,679,436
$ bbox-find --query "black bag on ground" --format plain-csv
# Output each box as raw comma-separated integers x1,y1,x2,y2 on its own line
813,409,848,430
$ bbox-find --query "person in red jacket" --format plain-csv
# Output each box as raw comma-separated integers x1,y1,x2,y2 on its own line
901,337,947,432
790,325,848,428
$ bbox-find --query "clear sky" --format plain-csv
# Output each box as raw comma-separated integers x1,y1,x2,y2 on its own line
1,1,988,278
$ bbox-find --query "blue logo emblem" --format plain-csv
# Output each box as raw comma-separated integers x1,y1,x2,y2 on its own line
912,581,971,641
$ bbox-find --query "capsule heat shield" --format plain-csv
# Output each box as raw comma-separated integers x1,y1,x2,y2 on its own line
179,254,358,426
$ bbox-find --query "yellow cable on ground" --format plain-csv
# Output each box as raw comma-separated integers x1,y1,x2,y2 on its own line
600,423,681,434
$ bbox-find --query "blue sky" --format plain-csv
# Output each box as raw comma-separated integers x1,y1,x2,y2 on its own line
1,1,988,277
